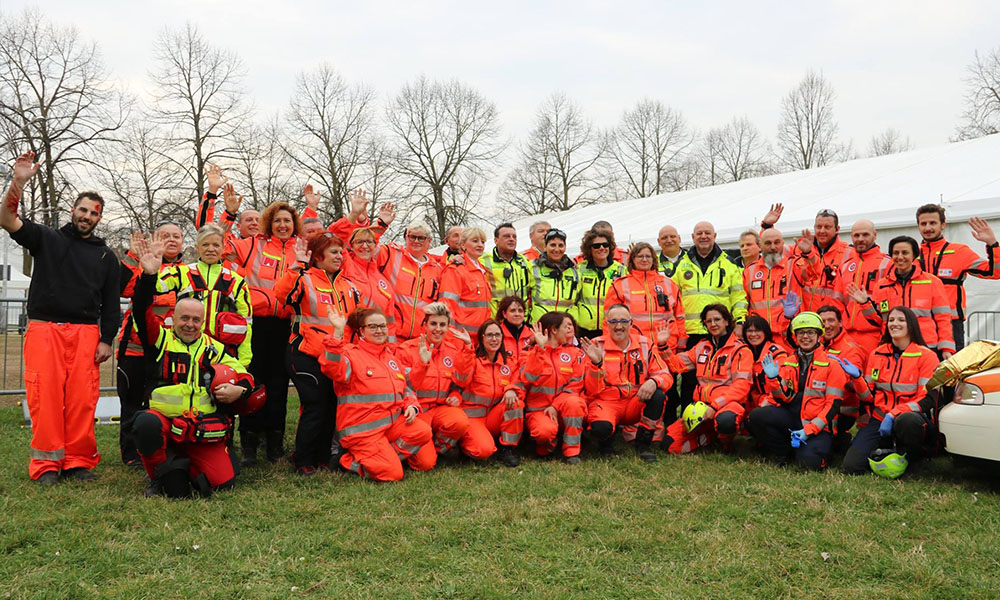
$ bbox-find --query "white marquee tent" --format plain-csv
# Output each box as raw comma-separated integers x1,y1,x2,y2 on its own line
502,133,1000,340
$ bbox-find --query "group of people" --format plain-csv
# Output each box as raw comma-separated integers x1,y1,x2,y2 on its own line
5,147,999,496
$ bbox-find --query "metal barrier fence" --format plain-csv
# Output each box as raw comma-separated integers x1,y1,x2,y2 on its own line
1,296,128,397
966,311,1000,344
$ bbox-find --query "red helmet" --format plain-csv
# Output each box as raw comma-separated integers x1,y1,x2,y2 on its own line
210,365,239,395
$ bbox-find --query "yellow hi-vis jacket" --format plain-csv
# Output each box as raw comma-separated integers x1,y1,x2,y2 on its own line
671,246,747,336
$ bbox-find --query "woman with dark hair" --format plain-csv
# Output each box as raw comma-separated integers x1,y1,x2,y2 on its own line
497,295,534,364
660,304,753,454
841,305,940,476
226,201,301,464
605,241,684,349
741,314,790,412
575,229,625,338
509,311,604,464
319,307,432,482
274,233,360,475
529,229,581,324
450,320,525,466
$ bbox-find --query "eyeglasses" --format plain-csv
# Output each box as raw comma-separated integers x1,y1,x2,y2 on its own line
353,239,376,247
364,323,388,331
406,234,430,243
607,319,632,325
591,242,611,249
483,332,503,339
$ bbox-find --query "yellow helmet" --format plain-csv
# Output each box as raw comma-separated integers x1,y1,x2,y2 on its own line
682,401,710,432
791,311,823,333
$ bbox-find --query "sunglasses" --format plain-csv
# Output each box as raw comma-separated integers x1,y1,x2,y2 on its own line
545,229,566,242
591,242,611,249
816,209,838,218
154,219,182,229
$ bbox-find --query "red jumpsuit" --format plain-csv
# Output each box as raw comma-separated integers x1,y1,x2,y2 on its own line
438,252,493,334
822,329,871,423
501,321,534,365
587,332,673,433
743,255,813,335
319,336,431,481
604,270,685,349
834,245,891,356
862,265,955,354
448,349,526,459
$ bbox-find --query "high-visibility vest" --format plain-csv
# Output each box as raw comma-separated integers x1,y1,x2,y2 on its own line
799,238,850,312
671,247,747,335
117,252,184,357
228,234,298,318
834,245,891,335
319,336,419,441
396,337,471,410
510,344,603,411
341,252,399,342
148,329,248,418
919,237,1000,319
862,265,955,352
529,256,581,324
575,261,625,331
589,332,673,407
764,347,846,436
438,253,492,334
449,349,520,423
480,249,534,317
378,245,442,340
666,332,753,410
605,269,685,348
864,342,939,422
659,251,684,279
274,266,360,359
823,328,872,415
743,257,808,335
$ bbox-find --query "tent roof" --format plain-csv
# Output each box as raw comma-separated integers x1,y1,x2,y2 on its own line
508,133,1000,248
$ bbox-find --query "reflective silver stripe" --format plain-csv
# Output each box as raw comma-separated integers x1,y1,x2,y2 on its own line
394,439,422,456
462,407,489,418
732,373,752,380
500,432,521,444
808,417,826,428
339,414,393,437
563,416,584,428
728,285,742,293
523,372,540,383
349,461,363,475
563,434,581,445
682,289,727,298
294,314,331,326
678,354,695,369
339,392,396,404
525,406,547,413
803,388,825,398
416,389,442,399
457,299,490,308
840,405,859,416
435,435,458,451
874,382,918,393
439,291,461,302
30,447,65,461
528,386,556,395
503,408,523,421
906,402,921,412
910,308,932,317
826,386,844,398
749,299,783,309
566,375,583,384
917,377,930,387
462,392,493,406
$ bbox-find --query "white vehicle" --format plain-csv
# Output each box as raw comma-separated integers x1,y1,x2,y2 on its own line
939,366,1000,462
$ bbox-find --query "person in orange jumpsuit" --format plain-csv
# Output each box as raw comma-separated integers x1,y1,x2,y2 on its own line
817,304,872,450
274,233,360,475
742,228,818,336
747,312,846,470
586,304,673,462
319,307,432,481
448,320,525,466
2,150,121,484
341,226,400,342
847,236,955,359
508,311,605,464
842,306,941,475
438,227,492,335
226,200,301,463
916,203,1000,350
660,304,754,454
375,220,442,340
741,315,790,413
833,219,891,357
497,296,534,365
604,242,685,349
396,303,473,469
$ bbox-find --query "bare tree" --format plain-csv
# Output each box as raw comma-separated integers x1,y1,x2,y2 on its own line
149,23,250,200
606,99,695,198
0,8,128,230
232,115,295,210
869,127,913,157
776,70,843,170
955,47,1000,140
284,63,374,221
700,116,772,185
386,76,504,242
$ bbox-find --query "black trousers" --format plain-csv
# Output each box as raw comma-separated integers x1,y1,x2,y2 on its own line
747,405,832,470
241,317,292,436
116,355,149,464
288,349,336,467
678,333,709,410
841,412,930,475
951,318,965,351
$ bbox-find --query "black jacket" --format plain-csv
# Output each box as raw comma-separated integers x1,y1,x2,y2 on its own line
10,220,121,343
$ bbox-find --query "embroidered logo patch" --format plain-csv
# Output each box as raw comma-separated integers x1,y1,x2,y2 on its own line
848,263,857,272
754,270,764,280
560,352,571,363
812,380,827,389
443,356,453,368
629,349,641,360
378,280,388,290
684,270,694,280
387,360,399,371
499,365,511,376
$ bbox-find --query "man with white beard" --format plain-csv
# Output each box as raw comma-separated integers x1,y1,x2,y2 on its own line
743,228,817,337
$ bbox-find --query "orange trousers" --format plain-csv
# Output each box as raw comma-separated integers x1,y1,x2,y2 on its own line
24,322,101,479
412,405,471,469
663,403,745,454
526,393,587,457
339,416,433,482
588,397,658,431
459,400,525,460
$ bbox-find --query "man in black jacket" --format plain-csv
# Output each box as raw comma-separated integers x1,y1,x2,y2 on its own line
1,150,121,484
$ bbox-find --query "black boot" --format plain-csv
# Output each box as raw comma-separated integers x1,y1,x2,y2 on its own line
266,430,285,463
598,436,618,457
240,431,260,467
497,445,520,467
634,427,657,463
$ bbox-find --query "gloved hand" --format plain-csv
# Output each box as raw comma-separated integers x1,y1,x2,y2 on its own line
831,355,861,378
782,291,801,319
878,413,895,437
762,354,780,379
790,429,808,448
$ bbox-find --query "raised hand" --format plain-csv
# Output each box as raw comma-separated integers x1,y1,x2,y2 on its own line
138,237,164,274
656,327,671,348
781,290,800,319
303,184,320,211
970,217,997,246
762,354,780,379
348,188,369,221
294,236,311,264
378,202,396,226
418,334,433,364
580,337,605,365
205,163,226,194
797,229,815,254
845,282,869,305
449,326,472,347
128,231,148,257
327,310,347,335
533,329,549,348
11,150,41,185
762,203,784,227
222,182,243,214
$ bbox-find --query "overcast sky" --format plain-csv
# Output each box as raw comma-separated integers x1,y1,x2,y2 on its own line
5,0,999,154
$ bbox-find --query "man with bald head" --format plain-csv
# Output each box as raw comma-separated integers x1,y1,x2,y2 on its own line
669,221,748,426
743,228,816,335
657,225,684,277
834,219,891,357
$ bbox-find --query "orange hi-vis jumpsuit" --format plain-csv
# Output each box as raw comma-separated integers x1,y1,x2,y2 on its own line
396,336,472,468
319,336,431,482
341,251,399,342
501,321,535,366
604,270,686,349
822,328,871,424
447,349,525,459
763,348,846,434
747,341,790,412
227,234,297,319
798,238,851,312
588,332,673,436
118,251,183,358
510,344,603,457
376,244,442,340
662,332,754,453
743,255,813,335
438,252,493,334
919,236,1000,347
861,265,955,354
834,245,891,357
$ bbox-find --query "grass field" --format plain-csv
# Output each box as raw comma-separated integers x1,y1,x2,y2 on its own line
3,399,1000,600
